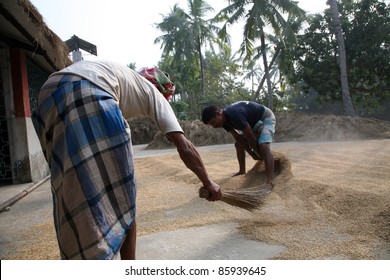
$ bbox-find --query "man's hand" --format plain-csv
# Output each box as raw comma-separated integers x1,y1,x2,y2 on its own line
204,181,222,201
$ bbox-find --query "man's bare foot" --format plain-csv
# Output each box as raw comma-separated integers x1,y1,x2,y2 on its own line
232,171,245,177
259,182,274,195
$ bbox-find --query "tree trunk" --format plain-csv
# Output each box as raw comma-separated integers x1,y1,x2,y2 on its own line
260,34,273,110
252,44,281,102
327,0,357,117
197,37,205,97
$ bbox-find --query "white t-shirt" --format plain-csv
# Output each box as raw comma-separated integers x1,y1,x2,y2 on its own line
51,60,183,135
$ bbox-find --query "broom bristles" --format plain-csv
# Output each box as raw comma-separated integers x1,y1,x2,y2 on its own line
199,186,271,211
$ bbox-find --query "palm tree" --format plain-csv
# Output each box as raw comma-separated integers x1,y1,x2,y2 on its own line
155,0,224,98
327,0,357,117
216,0,305,110
251,13,305,102
242,60,262,96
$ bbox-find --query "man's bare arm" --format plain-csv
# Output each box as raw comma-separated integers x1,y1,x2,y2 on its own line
166,132,221,201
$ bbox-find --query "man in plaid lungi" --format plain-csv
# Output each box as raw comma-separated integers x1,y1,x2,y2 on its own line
32,60,221,259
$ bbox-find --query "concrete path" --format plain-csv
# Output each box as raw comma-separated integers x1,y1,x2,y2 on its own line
138,222,286,260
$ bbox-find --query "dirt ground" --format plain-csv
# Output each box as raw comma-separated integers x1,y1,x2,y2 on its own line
5,112,390,259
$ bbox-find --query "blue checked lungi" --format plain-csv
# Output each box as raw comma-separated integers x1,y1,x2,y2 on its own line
32,75,136,259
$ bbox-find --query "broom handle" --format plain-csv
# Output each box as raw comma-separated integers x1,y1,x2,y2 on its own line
199,187,230,205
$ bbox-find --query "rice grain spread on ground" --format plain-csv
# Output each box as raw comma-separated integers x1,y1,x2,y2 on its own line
3,112,390,259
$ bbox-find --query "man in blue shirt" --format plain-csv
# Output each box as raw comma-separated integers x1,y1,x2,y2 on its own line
202,101,276,188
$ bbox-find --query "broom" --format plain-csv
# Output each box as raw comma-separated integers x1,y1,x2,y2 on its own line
199,184,273,211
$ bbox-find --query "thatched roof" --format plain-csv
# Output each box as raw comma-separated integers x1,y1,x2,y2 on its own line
0,0,72,72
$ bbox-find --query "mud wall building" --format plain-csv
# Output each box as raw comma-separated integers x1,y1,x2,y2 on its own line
0,0,71,184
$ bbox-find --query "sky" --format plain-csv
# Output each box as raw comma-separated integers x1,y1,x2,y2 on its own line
30,0,329,68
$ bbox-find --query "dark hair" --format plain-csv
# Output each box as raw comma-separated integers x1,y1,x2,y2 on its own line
202,105,219,124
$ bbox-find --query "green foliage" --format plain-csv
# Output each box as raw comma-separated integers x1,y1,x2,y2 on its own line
147,0,390,120
284,0,390,119
170,100,191,120
154,0,226,100
214,0,306,110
